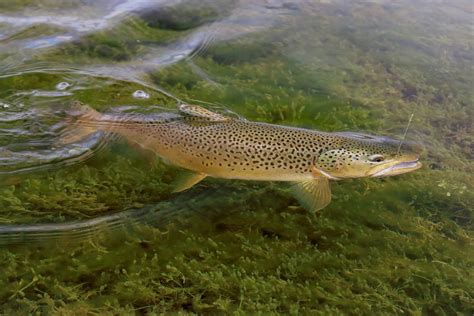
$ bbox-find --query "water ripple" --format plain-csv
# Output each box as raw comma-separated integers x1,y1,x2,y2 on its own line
0,0,298,178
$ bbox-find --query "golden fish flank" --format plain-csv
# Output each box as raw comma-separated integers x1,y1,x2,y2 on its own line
64,102,423,212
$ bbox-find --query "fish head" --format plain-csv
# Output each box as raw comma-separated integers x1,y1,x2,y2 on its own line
315,132,423,179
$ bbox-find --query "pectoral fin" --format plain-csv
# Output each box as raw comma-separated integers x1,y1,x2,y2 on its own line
172,171,207,193
291,177,332,212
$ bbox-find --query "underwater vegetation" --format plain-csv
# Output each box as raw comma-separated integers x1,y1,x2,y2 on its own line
0,0,473,314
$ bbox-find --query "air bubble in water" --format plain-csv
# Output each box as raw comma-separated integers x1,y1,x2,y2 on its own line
133,90,150,99
56,82,71,90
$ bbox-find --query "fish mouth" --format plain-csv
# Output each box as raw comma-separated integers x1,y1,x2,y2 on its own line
371,159,422,178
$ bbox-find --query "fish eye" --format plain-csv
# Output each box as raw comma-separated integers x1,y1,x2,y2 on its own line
368,154,385,162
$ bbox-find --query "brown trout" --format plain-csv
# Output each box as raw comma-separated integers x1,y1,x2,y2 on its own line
63,102,422,212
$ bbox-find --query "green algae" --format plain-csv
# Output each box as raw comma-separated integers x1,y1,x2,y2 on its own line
0,0,473,314
1,185,473,314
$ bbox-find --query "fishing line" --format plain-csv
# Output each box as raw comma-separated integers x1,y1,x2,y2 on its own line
397,112,414,155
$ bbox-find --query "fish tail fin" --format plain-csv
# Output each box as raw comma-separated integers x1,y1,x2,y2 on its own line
55,101,104,146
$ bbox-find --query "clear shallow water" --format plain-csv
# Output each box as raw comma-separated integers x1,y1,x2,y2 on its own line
0,0,472,313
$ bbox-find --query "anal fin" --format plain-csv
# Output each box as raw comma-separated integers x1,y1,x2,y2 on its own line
291,177,332,212
172,171,207,193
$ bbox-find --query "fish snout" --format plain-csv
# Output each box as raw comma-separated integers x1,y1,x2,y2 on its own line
370,158,422,178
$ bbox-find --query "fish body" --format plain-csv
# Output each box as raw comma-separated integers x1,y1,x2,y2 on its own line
110,119,333,182
64,102,422,211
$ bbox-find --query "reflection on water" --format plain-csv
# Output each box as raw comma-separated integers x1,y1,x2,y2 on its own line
0,0,295,82
0,0,472,314
0,0,303,176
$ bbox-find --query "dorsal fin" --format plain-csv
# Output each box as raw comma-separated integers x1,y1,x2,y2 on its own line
333,132,377,140
179,103,230,122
